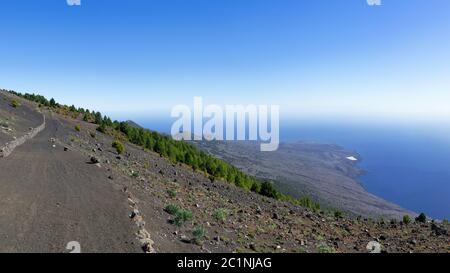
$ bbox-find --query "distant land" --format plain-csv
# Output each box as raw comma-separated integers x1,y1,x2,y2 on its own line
194,140,413,219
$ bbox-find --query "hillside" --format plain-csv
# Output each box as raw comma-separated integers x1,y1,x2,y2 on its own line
0,90,449,253
194,141,413,219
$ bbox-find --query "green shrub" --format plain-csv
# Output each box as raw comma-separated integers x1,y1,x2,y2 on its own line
334,210,343,219
259,181,279,199
415,213,427,223
112,140,125,154
11,100,19,108
74,124,81,132
192,225,205,245
403,215,411,225
317,243,336,253
165,204,180,215
97,124,107,133
213,208,228,222
173,209,193,227
167,189,177,198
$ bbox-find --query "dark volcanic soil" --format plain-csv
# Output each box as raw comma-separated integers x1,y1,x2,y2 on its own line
0,91,449,253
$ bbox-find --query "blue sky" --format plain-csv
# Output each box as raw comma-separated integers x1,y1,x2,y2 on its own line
1,0,450,122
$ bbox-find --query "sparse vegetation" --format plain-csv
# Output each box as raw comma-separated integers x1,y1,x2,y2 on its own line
259,181,279,199
213,208,228,223
192,225,205,245
11,99,19,108
112,140,125,155
165,204,180,215
74,124,81,132
416,213,427,223
173,209,193,227
167,189,177,198
334,210,343,219
403,215,411,225
317,243,336,253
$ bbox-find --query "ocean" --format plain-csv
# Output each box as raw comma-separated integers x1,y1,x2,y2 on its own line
134,117,450,220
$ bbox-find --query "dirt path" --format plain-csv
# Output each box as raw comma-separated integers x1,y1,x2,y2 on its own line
0,114,141,253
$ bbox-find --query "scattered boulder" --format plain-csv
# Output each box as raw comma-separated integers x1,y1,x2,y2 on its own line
90,156,99,164
431,224,447,236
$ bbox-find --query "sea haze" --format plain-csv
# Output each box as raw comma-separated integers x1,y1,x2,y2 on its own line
134,116,450,220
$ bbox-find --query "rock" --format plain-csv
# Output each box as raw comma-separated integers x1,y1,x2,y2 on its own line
108,175,114,180
180,235,191,243
272,213,279,220
378,235,387,241
130,209,139,219
256,206,262,214
64,147,69,151
431,224,447,236
90,156,99,164
116,156,121,160
142,242,154,253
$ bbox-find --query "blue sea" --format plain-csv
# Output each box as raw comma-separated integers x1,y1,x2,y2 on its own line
131,116,450,220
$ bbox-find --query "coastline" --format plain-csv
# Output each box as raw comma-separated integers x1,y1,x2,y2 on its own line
195,140,415,219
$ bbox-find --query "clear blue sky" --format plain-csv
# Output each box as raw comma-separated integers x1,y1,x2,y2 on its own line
1,0,449,122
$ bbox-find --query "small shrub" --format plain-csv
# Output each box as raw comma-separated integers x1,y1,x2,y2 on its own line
74,124,81,132
167,189,177,198
11,100,19,108
403,215,411,225
317,243,336,253
415,213,427,223
192,225,205,245
213,208,228,222
173,209,193,227
443,219,449,225
97,124,106,133
130,170,139,178
112,140,125,154
259,181,279,199
334,210,343,219
165,204,180,215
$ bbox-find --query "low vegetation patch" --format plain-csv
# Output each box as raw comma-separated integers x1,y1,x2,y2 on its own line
403,215,411,225
74,124,81,132
11,100,19,108
164,204,192,227
165,204,180,215
112,140,125,155
167,189,177,198
213,208,228,223
173,209,193,227
415,213,427,223
192,225,205,245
